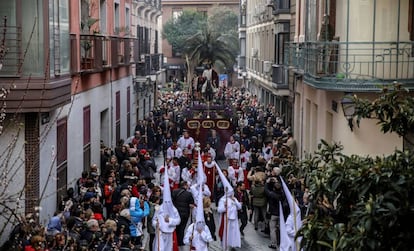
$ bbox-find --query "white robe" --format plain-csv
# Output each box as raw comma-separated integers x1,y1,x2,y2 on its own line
152,205,181,251
224,141,240,160
239,151,251,170
177,136,195,156
190,184,212,219
181,167,196,186
217,196,242,249
183,224,213,251
167,146,183,160
227,165,244,186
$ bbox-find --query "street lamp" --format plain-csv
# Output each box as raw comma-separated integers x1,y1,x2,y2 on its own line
340,93,356,131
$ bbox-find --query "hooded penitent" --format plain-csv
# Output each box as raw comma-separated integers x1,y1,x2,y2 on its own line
195,181,206,231
216,163,233,196
197,150,207,185
279,176,302,251
161,165,177,216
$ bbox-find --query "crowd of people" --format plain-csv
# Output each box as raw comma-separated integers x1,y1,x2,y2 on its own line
3,87,309,251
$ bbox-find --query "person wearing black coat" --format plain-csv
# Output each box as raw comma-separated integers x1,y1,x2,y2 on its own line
171,181,195,247
264,176,287,249
235,181,251,236
116,209,132,237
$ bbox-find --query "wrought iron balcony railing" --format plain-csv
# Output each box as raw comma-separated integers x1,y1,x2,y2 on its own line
285,41,414,90
136,53,163,77
71,34,134,73
268,0,290,15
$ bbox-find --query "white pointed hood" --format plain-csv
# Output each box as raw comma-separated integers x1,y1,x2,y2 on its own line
161,166,175,215
281,177,301,218
216,162,233,196
197,150,207,185
195,181,206,230
280,176,302,251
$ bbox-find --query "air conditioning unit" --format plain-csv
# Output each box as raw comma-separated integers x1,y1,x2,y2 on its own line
298,35,305,43
251,48,258,58
140,54,145,61
264,61,272,73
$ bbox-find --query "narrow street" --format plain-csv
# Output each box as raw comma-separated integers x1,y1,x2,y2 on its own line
153,155,273,251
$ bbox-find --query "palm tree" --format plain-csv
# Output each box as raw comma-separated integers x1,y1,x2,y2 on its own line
183,26,238,91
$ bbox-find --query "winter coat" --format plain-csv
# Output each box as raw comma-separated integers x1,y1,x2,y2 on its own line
250,183,267,207
129,197,150,237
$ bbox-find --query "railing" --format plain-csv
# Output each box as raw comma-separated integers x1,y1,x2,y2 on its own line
269,0,290,15
73,34,133,73
79,34,106,71
0,25,22,77
131,38,139,63
285,41,414,85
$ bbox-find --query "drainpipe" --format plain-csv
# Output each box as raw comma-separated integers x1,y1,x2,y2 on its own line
110,69,114,148
345,0,350,78
396,0,401,78
372,0,376,76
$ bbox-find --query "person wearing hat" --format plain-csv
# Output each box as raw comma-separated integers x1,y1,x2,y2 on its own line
216,164,242,251
184,179,213,251
152,167,181,251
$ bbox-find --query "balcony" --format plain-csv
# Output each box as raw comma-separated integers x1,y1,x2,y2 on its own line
285,41,414,91
136,53,163,77
71,34,135,74
267,0,290,16
0,25,71,112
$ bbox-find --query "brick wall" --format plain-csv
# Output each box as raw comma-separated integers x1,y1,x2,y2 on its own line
24,113,40,216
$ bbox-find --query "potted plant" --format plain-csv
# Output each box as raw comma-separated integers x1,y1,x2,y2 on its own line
80,0,99,69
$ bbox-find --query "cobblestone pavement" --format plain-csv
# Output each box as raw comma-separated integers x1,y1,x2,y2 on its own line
154,155,274,251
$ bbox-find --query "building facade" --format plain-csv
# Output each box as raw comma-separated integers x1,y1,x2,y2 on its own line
243,0,293,126
0,0,146,244
284,0,414,157
132,0,163,120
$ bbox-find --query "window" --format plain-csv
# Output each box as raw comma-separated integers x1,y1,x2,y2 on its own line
49,0,70,76
116,91,120,121
22,1,45,76
125,7,130,32
83,106,91,146
57,118,68,167
100,0,107,33
115,91,121,144
114,2,120,32
0,1,18,76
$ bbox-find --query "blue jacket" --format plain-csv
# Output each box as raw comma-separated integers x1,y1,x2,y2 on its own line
129,197,150,237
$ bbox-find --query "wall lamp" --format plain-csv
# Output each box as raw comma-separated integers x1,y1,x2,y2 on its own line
340,93,356,131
